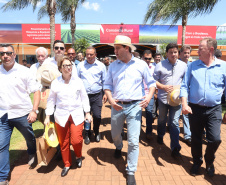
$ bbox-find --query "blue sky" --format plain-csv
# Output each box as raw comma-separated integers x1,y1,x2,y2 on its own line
0,0,225,26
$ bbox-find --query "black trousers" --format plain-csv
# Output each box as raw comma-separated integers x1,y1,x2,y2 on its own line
189,103,222,166
88,91,103,135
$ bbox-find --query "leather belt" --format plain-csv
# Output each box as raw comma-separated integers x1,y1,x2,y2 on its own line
118,100,138,104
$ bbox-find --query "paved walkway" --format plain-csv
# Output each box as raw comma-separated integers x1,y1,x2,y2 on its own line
9,103,226,185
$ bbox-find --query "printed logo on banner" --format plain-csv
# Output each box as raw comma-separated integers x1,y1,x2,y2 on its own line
100,24,139,43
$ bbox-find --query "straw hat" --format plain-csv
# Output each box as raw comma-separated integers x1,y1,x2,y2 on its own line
111,35,136,52
37,64,61,87
44,122,59,147
167,86,181,106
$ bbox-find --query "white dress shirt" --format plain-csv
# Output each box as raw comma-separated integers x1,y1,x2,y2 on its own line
45,75,90,127
43,57,78,77
0,62,40,119
0,73,8,118
30,62,41,80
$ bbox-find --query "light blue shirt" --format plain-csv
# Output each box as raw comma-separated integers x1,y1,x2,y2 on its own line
77,59,106,94
74,60,80,67
180,58,226,107
153,59,187,104
103,56,156,101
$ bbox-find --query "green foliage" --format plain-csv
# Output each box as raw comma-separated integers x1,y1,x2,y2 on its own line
57,0,85,22
144,0,221,25
74,38,90,56
159,43,169,59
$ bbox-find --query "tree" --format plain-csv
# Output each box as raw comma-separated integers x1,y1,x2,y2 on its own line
144,0,220,46
74,38,90,56
2,0,57,56
159,43,168,59
57,0,86,48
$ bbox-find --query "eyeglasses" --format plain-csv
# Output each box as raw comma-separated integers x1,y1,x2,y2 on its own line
54,46,65,51
144,57,152,60
67,53,75,55
62,64,73,68
0,52,13,56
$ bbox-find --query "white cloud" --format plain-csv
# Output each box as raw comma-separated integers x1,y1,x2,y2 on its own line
82,2,100,11
0,0,8,3
36,2,42,7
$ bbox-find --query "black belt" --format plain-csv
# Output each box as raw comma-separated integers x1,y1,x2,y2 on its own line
189,103,214,109
118,100,138,104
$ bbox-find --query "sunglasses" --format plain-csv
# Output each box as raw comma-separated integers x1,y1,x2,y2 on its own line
0,52,13,56
144,57,152,60
54,46,65,51
62,64,73,68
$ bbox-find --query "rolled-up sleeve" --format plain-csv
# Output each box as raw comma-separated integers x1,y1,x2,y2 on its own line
180,64,191,98
45,80,57,116
153,63,161,81
103,65,113,91
26,70,41,93
143,64,156,88
80,80,90,113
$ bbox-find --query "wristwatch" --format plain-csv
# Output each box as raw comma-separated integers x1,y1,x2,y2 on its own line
32,109,39,114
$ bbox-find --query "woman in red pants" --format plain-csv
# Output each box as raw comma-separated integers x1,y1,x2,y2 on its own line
44,56,91,177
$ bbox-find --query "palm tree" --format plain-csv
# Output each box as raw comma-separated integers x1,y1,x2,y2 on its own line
57,0,85,48
2,0,57,56
144,0,221,46
74,37,90,56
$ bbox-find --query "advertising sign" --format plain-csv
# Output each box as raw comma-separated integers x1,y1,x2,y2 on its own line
216,26,226,45
0,24,22,43
22,24,61,43
100,24,139,43
177,25,216,45
139,25,178,44
61,24,100,43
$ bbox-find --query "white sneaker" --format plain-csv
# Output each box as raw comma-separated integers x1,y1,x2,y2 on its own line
28,154,36,166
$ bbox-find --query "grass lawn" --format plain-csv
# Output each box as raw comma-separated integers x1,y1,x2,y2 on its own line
9,93,44,165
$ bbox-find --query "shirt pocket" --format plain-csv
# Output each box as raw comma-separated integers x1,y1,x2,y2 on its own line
210,73,224,88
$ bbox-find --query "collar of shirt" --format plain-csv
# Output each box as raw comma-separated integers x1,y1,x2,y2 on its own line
84,59,98,66
58,74,77,83
166,58,179,66
116,54,135,64
197,57,221,67
0,61,19,73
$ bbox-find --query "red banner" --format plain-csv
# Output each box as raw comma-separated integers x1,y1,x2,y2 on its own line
177,26,217,45
22,24,61,43
100,24,139,43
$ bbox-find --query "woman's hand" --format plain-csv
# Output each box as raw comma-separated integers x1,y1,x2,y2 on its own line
44,115,50,127
85,112,92,123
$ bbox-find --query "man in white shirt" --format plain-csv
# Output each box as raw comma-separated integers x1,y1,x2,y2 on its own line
30,47,48,80
0,44,40,184
44,40,77,77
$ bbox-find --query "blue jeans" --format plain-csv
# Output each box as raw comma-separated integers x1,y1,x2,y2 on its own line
8,114,36,155
182,114,191,139
157,100,181,151
0,114,36,182
0,114,11,182
111,101,142,175
145,95,154,135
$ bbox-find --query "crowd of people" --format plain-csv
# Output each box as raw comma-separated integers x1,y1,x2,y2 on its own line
0,35,225,185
